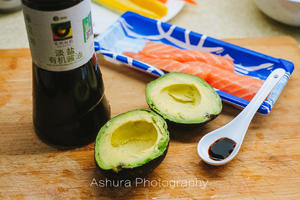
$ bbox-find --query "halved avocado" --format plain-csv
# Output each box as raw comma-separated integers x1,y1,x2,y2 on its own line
146,72,222,125
94,109,169,179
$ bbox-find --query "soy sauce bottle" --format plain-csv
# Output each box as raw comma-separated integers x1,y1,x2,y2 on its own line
22,0,110,147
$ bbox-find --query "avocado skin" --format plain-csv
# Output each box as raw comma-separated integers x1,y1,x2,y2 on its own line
94,143,169,180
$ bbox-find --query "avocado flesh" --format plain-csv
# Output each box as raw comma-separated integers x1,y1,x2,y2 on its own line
166,84,200,103
95,110,169,173
146,73,222,124
111,120,158,149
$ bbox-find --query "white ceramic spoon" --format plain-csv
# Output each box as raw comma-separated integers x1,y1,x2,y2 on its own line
197,68,286,166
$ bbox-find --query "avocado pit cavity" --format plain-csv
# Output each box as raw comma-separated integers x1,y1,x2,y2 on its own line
111,120,158,151
162,84,201,105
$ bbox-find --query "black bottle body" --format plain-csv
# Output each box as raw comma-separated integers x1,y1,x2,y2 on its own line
23,0,110,147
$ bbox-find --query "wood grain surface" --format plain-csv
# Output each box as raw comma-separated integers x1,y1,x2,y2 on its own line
0,36,299,200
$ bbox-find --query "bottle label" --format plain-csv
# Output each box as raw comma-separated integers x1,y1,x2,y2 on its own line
23,0,94,71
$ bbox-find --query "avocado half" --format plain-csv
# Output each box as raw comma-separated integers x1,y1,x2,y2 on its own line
94,109,169,179
146,72,222,125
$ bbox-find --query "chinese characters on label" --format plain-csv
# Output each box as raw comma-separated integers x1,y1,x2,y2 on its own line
49,47,83,66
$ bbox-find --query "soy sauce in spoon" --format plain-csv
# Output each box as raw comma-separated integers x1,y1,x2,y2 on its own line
208,137,237,161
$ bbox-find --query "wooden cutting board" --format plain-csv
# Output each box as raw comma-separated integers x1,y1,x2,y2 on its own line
0,36,299,200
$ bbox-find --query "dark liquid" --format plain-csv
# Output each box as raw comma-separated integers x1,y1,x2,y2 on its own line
23,0,111,147
22,0,84,11
208,137,236,161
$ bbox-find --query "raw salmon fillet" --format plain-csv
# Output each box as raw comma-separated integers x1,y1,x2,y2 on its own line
124,52,210,80
124,52,263,101
140,41,235,72
186,61,263,100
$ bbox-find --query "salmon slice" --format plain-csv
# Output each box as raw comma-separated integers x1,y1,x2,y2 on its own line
124,52,263,101
187,62,263,100
124,52,210,80
140,41,235,72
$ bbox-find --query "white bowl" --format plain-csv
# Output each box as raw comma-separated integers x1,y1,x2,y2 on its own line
254,0,300,27
0,0,21,10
